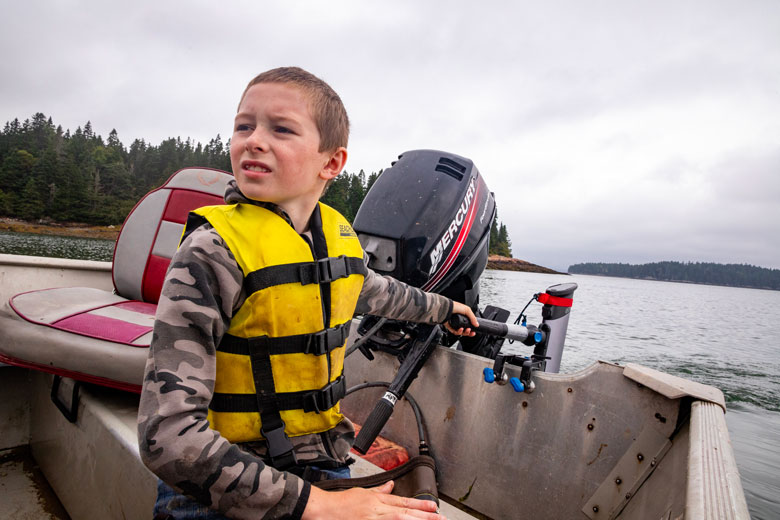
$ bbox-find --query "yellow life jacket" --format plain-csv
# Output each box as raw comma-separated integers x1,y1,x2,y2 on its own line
184,202,365,458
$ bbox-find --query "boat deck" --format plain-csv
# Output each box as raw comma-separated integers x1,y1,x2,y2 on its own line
0,364,476,520
0,447,70,520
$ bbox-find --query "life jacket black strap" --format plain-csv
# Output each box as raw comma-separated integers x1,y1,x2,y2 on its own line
181,212,211,245
210,375,346,415
249,342,297,469
218,322,351,357
244,256,367,294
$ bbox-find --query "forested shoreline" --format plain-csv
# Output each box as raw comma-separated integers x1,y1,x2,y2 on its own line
0,113,513,255
568,261,780,291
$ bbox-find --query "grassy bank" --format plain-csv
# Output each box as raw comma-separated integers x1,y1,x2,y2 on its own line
0,218,120,241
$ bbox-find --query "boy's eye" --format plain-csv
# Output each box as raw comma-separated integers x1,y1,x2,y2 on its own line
235,124,252,132
274,126,293,134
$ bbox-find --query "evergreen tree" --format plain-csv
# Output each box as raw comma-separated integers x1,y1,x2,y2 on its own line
107,129,124,152
496,223,512,257
321,174,351,217
0,112,518,248
488,211,513,257
345,170,366,222
366,170,380,192
17,177,44,220
0,149,36,195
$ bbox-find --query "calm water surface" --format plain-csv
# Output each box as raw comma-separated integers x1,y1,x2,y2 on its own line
1,232,777,518
480,270,779,520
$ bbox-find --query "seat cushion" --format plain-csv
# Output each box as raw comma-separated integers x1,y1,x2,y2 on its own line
0,287,154,392
10,287,155,346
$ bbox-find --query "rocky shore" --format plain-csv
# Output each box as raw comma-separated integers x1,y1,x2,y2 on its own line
486,255,566,274
0,218,120,240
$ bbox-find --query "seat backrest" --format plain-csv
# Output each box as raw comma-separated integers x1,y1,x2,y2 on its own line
112,167,233,303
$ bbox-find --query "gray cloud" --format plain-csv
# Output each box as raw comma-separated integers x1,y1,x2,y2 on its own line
1,0,778,270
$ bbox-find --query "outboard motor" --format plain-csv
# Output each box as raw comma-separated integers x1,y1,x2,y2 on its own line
350,150,576,454
353,150,496,310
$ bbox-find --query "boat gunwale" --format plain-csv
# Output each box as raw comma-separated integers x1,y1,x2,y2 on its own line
0,253,112,272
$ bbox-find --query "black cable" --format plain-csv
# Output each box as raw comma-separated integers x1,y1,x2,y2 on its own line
345,381,429,454
508,295,538,343
345,317,387,357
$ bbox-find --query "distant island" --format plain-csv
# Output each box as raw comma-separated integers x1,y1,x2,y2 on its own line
487,255,564,275
568,261,780,291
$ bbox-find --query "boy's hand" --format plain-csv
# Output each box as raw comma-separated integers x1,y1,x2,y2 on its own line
445,302,478,337
304,481,446,519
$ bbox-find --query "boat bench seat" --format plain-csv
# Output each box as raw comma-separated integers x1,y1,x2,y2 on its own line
0,167,232,392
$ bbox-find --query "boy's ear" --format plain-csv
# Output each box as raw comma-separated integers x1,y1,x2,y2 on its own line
319,147,348,181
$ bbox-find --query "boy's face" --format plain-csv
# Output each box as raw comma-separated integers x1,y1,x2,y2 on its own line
230,83,341,212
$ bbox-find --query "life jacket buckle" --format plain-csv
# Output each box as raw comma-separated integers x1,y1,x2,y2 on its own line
302,376,346,413
301,256,348,285
261,422,298,469
324,255,348,281
305,323,350,356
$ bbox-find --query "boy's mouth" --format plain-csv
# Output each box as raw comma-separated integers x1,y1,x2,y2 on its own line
241,161,272,173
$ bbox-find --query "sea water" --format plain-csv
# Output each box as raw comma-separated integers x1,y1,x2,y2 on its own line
1,233,777,518
480,270,780,520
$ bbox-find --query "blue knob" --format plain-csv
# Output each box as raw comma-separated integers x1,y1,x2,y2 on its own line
533,331,543,344
509,377,524,392
483,367,495,383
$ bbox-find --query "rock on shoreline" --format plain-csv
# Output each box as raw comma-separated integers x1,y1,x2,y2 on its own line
486,255,565,275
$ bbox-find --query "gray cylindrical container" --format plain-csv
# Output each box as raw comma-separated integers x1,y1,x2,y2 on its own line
536,283,578,373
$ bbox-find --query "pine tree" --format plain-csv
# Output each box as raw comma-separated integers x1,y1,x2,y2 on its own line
0,149,36,194
346,170,366,222
321,174,351,217
488,211,513,257
17,177,44,220
366,170,380,192
496,223,512,257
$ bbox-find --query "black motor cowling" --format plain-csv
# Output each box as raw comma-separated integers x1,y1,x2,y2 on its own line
353,150,495,309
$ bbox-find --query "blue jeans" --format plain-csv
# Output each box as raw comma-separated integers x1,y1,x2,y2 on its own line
153,465,351,519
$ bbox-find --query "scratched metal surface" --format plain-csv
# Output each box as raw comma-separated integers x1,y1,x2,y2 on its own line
342,339,680,520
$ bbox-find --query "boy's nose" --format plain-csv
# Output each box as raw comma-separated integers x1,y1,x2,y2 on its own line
245,128,269,152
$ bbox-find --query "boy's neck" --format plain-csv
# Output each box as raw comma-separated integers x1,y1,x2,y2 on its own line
278,198,319,234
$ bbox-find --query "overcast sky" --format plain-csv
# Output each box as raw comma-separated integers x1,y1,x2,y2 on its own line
2,0,778,271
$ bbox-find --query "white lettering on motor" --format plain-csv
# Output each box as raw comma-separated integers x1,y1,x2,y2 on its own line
479,191,490,224
428,177,477,276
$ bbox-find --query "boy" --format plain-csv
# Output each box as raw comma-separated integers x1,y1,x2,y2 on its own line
138,67,477,520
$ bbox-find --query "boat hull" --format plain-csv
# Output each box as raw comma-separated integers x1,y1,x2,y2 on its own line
0,254,750,519
342,345,734,519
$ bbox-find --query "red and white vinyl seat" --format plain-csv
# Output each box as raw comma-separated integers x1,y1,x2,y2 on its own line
0,167,232,392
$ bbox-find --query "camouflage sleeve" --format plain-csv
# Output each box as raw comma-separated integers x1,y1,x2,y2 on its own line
137,224,309,520
355,253,453,323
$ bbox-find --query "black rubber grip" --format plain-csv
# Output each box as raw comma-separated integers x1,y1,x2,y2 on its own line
448,314,471,330
448,314,507,337
353,396,396,454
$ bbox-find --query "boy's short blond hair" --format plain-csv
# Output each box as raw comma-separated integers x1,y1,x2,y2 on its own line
239,67,350,153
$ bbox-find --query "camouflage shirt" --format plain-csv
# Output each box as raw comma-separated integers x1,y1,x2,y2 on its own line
137,182,453,519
